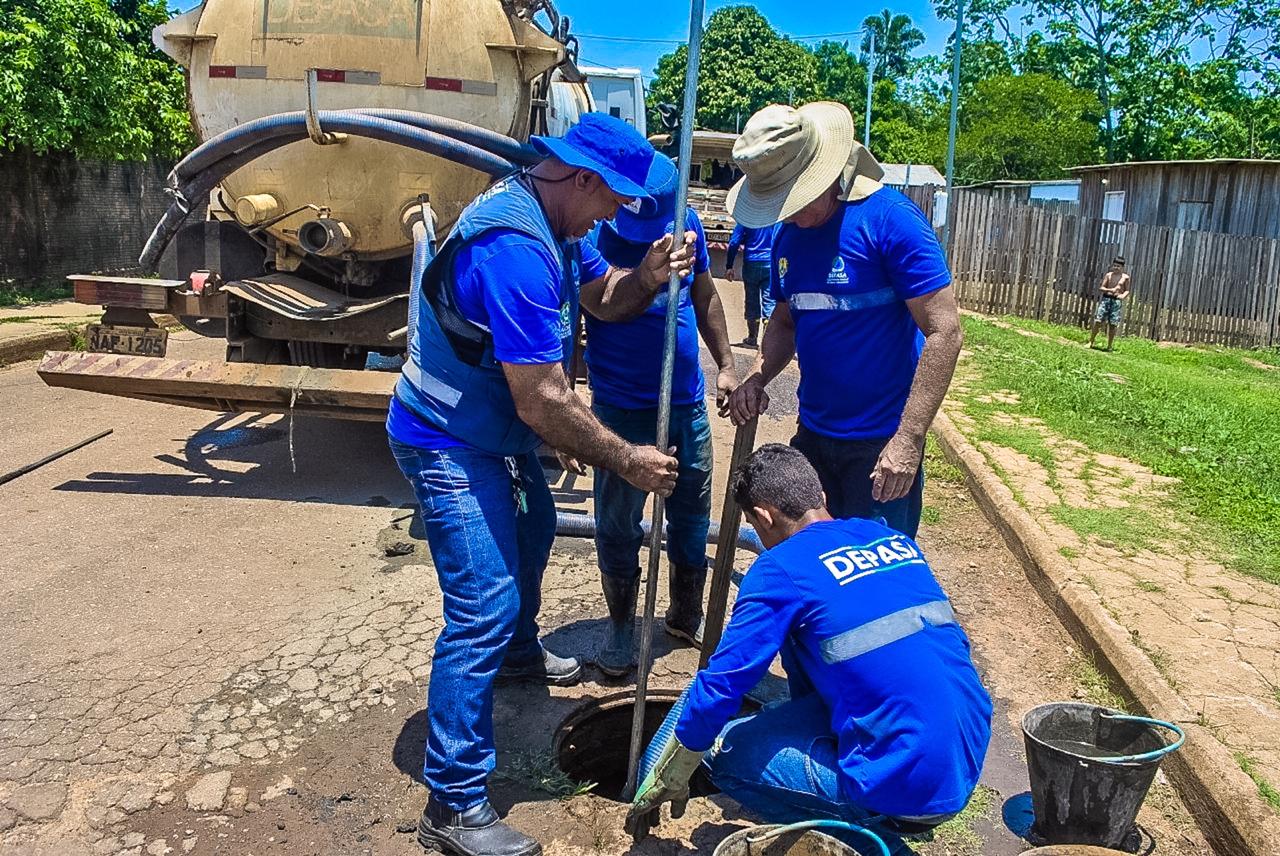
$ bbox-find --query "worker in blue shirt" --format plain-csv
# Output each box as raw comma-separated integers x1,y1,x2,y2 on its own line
389,114,697,856
726,103,964,538
572,153,738,676
725,222,776,347
628,444,992,853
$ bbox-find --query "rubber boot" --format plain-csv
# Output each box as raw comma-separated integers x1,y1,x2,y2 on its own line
597,572,639,677
418,797,541,856
739,319,759,349
664,563,707,648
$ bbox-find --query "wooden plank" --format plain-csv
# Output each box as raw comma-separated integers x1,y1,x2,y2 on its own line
37,351,396,419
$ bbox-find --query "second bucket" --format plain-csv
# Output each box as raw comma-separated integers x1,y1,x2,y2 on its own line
1022,702,1184,848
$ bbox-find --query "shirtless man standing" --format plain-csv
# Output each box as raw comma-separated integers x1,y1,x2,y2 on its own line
1089,256,1131,351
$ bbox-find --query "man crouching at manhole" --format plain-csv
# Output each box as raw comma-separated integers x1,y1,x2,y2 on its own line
627,444,993,854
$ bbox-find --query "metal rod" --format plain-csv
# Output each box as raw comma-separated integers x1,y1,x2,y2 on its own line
624,0,707,803
863,30,875,148
941,0,965,254
0,429,112,487
699,417,757,669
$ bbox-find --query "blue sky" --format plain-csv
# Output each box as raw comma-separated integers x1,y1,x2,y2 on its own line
562,0,956,81
171,0,957,81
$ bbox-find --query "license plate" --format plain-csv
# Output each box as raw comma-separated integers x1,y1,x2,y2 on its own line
86,324,168,358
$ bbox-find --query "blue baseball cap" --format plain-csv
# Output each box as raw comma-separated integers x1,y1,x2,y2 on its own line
608,153,679,244
530,113,655,212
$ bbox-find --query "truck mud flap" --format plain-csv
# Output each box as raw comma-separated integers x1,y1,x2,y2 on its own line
38,351,395,422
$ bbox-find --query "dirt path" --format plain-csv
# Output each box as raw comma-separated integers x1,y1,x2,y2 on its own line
946,347,1280,812
0,285,1212,855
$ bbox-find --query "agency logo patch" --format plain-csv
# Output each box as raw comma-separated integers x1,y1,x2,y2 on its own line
827,255,849,285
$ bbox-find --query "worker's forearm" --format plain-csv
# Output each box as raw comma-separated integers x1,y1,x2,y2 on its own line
895,327,963,442
590,268,663,322
519,387,635,473
695,290,736,371
753,309,796,385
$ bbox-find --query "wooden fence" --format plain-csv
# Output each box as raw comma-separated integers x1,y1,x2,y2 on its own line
943,190,1280,349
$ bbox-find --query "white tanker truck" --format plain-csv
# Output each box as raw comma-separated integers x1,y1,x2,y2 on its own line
38,0,619,420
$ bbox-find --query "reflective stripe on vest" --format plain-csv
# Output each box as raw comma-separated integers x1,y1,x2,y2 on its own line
789,288,898,312
819,599,956,664
399,358,462,408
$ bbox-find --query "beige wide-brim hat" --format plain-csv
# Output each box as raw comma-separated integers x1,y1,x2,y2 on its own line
727,101,885,228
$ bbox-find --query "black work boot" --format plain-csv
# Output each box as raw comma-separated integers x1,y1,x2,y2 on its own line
597,572,639,677
496,645,581,686
739,319,759,348
664,563,707,647
418,797,540,856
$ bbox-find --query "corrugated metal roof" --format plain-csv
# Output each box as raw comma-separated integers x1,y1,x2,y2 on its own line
1067,159,1280,172
879,163,945,186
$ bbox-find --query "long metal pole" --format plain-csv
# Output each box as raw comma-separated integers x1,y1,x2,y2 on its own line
624,0,706,801
941,0,965,255
0,429,112,487
863,31,875,147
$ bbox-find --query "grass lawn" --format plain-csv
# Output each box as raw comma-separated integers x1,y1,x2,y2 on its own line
956,315,1280,584
0,279,73,309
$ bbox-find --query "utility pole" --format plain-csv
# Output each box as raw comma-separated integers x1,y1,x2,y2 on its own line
863,30,876,147
941,0,964,255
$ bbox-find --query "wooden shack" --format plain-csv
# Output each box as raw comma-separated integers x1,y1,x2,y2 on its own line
1067,159,1280,239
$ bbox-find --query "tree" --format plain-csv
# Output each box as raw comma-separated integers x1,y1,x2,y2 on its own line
0,0,192,160
956,73,1101,181
648,6,819,133
860,10,926,80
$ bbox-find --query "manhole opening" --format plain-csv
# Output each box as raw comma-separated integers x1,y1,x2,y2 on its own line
553,690,680,802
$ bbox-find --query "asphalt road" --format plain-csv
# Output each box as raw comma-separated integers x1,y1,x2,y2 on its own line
0,295,1211,856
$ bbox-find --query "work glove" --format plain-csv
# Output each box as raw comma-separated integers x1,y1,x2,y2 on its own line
624,733,704,840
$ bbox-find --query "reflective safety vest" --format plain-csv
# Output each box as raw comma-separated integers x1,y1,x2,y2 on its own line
395,176,580,456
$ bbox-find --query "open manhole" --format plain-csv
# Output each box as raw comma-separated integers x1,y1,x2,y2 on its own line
553,689,682,802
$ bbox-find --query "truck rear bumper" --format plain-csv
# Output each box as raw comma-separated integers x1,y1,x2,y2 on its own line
38,351,395,422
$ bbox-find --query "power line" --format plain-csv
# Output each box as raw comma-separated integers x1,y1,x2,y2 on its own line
574,27,871,46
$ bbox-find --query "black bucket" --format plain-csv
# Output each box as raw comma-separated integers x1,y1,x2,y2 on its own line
1022,703,1184,848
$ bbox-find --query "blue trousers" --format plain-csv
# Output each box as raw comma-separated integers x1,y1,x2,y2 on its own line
591,400,713,578
390,440,555,811
791,425,924,538
704,693,920,855
743,260,775,321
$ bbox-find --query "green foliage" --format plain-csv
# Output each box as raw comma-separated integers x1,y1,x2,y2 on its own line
0,0,192,160
1234,752,1280,812
860,9,925,81
648,6,819,133
956,73,1101,180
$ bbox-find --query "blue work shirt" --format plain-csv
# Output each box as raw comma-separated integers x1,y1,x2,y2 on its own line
770,188,950,440
582,212,711,410
387,231,611,449
675,516,992,818
727,223,775,268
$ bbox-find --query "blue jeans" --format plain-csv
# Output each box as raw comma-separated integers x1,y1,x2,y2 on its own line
389,439,556,810
743,260,775,321
791,425,924,538
704,693,922,856
591,400,713,578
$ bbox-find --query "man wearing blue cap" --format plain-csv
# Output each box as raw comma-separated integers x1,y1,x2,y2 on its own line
571,153,737,676
389,114,697,856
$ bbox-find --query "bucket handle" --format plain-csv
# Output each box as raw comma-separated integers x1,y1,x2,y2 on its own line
744,820,891,856
1099,713,1186,763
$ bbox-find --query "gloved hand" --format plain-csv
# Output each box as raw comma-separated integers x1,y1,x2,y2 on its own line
624,732,704,840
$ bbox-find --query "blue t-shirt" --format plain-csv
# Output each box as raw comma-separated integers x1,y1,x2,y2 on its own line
582,212,711,410
770,188,951,440
727,223,775,267
676,517,992,818
387,230,611,449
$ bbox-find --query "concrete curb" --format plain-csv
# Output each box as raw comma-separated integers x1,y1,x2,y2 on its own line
0,314,183,367
931,411,1280,856
0,330,75,366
